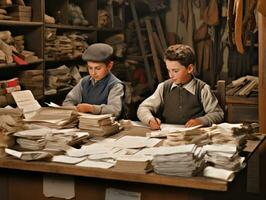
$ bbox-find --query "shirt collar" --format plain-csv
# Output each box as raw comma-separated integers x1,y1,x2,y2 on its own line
170,78,196,95
89,72,111,85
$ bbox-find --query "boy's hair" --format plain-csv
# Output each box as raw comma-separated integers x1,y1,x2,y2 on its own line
164,44,195,68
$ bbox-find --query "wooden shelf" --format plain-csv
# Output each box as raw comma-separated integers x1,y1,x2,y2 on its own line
45,23,96,31
45,58,83,63
44,87,72,97
226,96,258,105
97,27,123,31
0,20,43,26
0,59,44,69
127,54,152,60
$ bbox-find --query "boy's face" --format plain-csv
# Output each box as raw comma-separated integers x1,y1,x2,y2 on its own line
87,61,112,81
165,59,193,84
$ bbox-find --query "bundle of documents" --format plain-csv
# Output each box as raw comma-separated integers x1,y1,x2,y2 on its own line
163,129,211,147
24,107,79,129
113,155,153,174
203,166,235,182
79,113,119,136
5,148,52,161
151,144,205,177
14,128,51,150
203,123,248,149
202,144,245,171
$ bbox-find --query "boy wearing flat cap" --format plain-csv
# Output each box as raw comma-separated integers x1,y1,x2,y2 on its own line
137,44,224,129
63,43,124,118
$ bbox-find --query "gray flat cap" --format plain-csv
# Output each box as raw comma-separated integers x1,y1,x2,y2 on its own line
82,43,113,62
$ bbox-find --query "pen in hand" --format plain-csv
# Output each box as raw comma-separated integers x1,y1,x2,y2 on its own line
149,117,161,130
154,118,161,130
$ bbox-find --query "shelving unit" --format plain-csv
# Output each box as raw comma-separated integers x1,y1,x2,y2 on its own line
0,0,126,106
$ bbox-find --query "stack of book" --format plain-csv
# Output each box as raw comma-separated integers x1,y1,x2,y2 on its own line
6,5,32,22
226,75,258,97
79,114,119,137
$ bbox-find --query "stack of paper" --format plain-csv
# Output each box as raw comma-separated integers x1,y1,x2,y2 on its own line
202,144,245,171
203,166,235,182
203,123,248,149
24,107,79,129
5,148,52,161
79,114,119,136
14,128,51,150
163,129,211,146
150,144,205,177
113,155,153,174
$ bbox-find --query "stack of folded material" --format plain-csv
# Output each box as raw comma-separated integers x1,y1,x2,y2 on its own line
202,144,245,182
163,129,211,147
68,3,89,26
226,76,258,97
45,65,72,94
5,148,52,161
206,123,249,150
104,34,126,58
113,155,153,174
79,113,120,137
6,5,32,22
13,128,51,150
0,77,21,95
19,70,43,98
20,50,39,62
24,107,79,129
45,31,88,60
152,144,205,177
0,8,12,20
0,31,13,63
0,107,26,157
13,35,24,52
67,33,88,59
98,9,112,28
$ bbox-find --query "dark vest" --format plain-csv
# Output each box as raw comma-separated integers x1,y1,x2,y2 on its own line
81,73,121,105
161,79,206,124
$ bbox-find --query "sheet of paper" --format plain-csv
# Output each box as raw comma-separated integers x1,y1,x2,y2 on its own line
113,136,149,149
52,155,87,164
76,160,115,169
203,166,235,182
43,174,75,199
11,90,41,117
136,144,196,156
105,188,141,200
160,124,202,132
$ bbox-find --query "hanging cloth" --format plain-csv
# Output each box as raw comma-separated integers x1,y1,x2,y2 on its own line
257,0,266,17
234,0,245,54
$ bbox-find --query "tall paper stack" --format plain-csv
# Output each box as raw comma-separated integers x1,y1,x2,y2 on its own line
79,114,119,137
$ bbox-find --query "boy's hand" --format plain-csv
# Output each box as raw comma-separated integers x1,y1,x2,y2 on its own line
185,119,203,128
76,103,94,113
148,118,161,130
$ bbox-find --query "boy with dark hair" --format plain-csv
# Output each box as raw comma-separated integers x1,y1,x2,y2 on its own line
137,44,224,129
63,43,124,118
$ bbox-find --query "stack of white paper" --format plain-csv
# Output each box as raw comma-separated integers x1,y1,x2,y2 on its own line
202,144,245,171
79,113,119,136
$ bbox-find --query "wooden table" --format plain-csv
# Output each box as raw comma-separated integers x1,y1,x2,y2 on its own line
0,126,265,200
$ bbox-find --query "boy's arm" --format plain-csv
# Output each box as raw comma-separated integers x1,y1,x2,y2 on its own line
137,83,164,125
63,80,83,106
90,83,124,118
197,84,224,126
